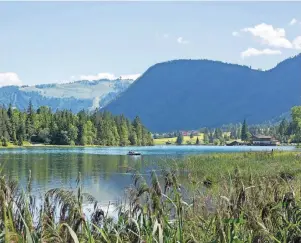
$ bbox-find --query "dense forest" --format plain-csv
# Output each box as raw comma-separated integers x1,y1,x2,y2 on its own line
201,107,301,145
0,102,153,146
222,106,301,144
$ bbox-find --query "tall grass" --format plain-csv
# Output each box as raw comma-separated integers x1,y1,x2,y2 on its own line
1,151,301,242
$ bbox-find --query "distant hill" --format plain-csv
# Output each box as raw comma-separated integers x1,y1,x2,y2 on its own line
105,55,301,132
0,79,134,112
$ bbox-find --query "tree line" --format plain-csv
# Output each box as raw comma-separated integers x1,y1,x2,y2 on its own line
160,106,301,145
0,102,153,146
210,106,301,144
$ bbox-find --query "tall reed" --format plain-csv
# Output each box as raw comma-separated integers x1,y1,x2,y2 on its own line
1,151,301,242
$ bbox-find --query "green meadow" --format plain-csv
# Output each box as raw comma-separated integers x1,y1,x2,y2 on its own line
153,134,204,145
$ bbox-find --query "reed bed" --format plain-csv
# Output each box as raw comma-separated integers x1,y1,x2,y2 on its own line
1,151,301,242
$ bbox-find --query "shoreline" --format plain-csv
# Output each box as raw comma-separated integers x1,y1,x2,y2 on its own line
0,143,296,149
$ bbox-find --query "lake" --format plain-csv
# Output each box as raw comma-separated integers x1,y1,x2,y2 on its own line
0,145,296,203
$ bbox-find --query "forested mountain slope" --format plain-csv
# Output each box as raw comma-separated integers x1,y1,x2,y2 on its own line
105,55,301,132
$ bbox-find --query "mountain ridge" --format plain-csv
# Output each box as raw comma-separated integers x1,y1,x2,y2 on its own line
1,55,300,132
0,78,134,112
105,54,301,132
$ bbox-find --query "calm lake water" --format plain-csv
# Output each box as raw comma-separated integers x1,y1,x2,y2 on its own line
0,145,296,203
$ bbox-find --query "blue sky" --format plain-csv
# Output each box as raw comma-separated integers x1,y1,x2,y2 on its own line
0,2,301,86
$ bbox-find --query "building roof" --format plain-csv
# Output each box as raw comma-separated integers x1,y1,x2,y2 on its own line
252,135,272,139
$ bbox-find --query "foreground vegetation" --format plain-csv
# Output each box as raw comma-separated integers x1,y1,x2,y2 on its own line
0,103,153,147
173,151,301,182
1,151,301,242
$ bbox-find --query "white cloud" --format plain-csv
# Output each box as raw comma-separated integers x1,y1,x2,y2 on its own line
242,23,292,49
79,73,116,81
293,36,301,49
119,74,141,80
0,72,22,87
241,48,282,59
177,37,189,44
76,73,140,81
232,31,240,37
289,18,297,26
163,33,169,38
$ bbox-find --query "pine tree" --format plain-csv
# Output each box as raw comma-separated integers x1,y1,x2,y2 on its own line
111,122,120,146
78,122,87,145
25,100,35,140
85,121,96,145
209,131,214,143
17,113,25,143
203,133,209,144
132,116,143,145
129,129,138,145
17,137,23,146
278,119,288,136
119,119,129,146
214,128,222,139
7,104,13,119
196,137,200,145
176,133,183,145
1,137,8,147
7,104,17,143
67,124,78,145
144,130,153,146
241,119,250,141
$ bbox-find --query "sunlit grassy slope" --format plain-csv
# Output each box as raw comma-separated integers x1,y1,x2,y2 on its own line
154,134,204,145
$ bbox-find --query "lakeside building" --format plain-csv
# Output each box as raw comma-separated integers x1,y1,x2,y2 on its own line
252,135,280,146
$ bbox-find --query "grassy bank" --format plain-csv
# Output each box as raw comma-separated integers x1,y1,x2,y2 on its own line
153,132,233,145
172,151,301,181
154,134,204,145
1,151,301,242
0,141,32,148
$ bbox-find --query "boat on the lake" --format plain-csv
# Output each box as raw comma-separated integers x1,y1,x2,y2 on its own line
127,151,141,156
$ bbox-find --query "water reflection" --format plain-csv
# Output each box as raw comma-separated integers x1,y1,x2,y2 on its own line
0,152,161,202
0,146,296,202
